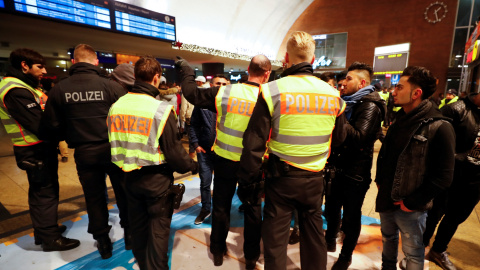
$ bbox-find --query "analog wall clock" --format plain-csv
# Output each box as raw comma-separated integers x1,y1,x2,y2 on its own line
424,2,448,24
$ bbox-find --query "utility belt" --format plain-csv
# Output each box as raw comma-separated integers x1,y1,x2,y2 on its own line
323,164,367,196
160,183,185,209
265,154,323,178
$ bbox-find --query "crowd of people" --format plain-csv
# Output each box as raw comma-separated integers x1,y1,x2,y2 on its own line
0,30,478,270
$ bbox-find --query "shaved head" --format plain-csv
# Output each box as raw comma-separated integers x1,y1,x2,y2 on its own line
248,54,271,77
74,44,98,64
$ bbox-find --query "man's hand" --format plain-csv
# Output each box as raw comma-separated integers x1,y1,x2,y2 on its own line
189,152,196,159
393,200,414,212
195,146,206,153
237,181,265,208
175,56,190,69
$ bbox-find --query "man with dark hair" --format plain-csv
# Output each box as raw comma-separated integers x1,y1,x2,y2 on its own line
422,91,480,270
176,54,271,269
336,70,347,94
324,61,385,269
319,71,337,88
0,48,80,251
42,43,129,259
211,74,228,87
108,56,197,270
375,66,455,270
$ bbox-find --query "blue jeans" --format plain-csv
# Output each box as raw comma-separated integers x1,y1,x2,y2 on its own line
380,210,427,270
197,149,214,211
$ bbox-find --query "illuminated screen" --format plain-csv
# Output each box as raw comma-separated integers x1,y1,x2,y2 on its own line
12,0,111,29
114,1,175,41
0,0,5,8
373,53,409,75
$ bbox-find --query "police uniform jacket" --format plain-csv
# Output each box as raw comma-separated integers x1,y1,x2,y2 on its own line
42,62,126,147
237,63,348,185
3,66,51,165
126,80,197,173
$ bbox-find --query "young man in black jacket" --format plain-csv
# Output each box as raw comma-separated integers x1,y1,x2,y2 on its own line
0,48,80,251
423,93,480,270
324,62,386,270
375,66,455,270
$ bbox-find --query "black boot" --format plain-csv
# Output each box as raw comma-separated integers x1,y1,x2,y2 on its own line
96,234,113,259
42,236,80,251
35,224,67,245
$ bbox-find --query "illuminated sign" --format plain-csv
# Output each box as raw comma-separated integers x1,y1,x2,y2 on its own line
114,1,175,41
230,74,241,81
13,0,111,29
312,56,332,69
116,53,140,65
373,53,409,75
0,0,5,8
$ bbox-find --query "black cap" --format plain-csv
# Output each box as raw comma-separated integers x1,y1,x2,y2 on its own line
446,89,457,96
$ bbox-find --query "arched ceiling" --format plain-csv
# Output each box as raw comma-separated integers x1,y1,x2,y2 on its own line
0,0,314,71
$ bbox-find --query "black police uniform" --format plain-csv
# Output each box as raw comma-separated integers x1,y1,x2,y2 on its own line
3,66,78,250
177,62,262,265
118,81,198,270
42,62,129,249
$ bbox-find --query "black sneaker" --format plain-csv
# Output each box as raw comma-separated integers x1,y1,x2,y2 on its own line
194,209,211,225
96,235,113,259
427,250,457,270
288,228,300,245
332,254,351,270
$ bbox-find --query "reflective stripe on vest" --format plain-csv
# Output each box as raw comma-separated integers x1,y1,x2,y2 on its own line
0,77,45,146
214,83,259,161
439,95,459,109
108,93,172,172
262,76,345,171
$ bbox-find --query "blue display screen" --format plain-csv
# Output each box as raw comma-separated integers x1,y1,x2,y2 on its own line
13,0,111,29
114,1,175,41
0,0,5,8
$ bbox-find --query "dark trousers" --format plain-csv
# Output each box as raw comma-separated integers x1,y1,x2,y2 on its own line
17,143,62,242
262,169,326,270
197,149,214,211
122,165,174,270
74,142,128,239
324,173,371,257
210,156,262,261
423,190,448,246
430,164,480,253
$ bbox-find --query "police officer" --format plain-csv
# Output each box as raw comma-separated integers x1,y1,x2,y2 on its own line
237,31,347,270
108,56,197,270
0,48,79,251
176,55,271,269
42,44,129,259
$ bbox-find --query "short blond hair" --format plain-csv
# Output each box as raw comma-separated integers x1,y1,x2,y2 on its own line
74,44,97,63
286,31,316,62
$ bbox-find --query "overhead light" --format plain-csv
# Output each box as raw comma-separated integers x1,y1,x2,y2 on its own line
195,67,198,71
455,55,462,58
447,79,452,81
67,52,71,55
229,71,232,74
56,65,59,67
61,60,66,65
63,69,67,72
458,65,462,68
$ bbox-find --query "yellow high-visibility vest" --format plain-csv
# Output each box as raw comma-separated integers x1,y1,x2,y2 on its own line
108,93,173,172
213,83,259,161
262,75,345,172
0,77,46,146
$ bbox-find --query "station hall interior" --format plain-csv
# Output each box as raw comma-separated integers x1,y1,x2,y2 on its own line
1,0,480,269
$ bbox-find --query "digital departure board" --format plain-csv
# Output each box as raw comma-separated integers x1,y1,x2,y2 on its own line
2,0,176,42
373,53,409,75
114,1,175,41
12,0,111,29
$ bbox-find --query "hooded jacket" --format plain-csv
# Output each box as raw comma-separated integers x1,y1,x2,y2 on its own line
157,87,179,114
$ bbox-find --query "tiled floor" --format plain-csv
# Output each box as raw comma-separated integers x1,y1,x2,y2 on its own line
0,135,479,269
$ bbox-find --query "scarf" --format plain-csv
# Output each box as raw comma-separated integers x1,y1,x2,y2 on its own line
342,85,375,120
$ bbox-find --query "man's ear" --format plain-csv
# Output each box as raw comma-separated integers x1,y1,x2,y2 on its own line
413,88,423,100
20,61,29,73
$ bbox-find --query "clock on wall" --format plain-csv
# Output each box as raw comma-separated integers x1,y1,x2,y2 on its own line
424,2,448,24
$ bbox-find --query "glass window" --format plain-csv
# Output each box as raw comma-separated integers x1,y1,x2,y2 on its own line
456,0,473,27
313,33,347,70
471,0,480,26
450,28,469,67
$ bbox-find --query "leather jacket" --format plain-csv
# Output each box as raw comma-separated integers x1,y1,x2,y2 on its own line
441,94,480,159
329,91,386,180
